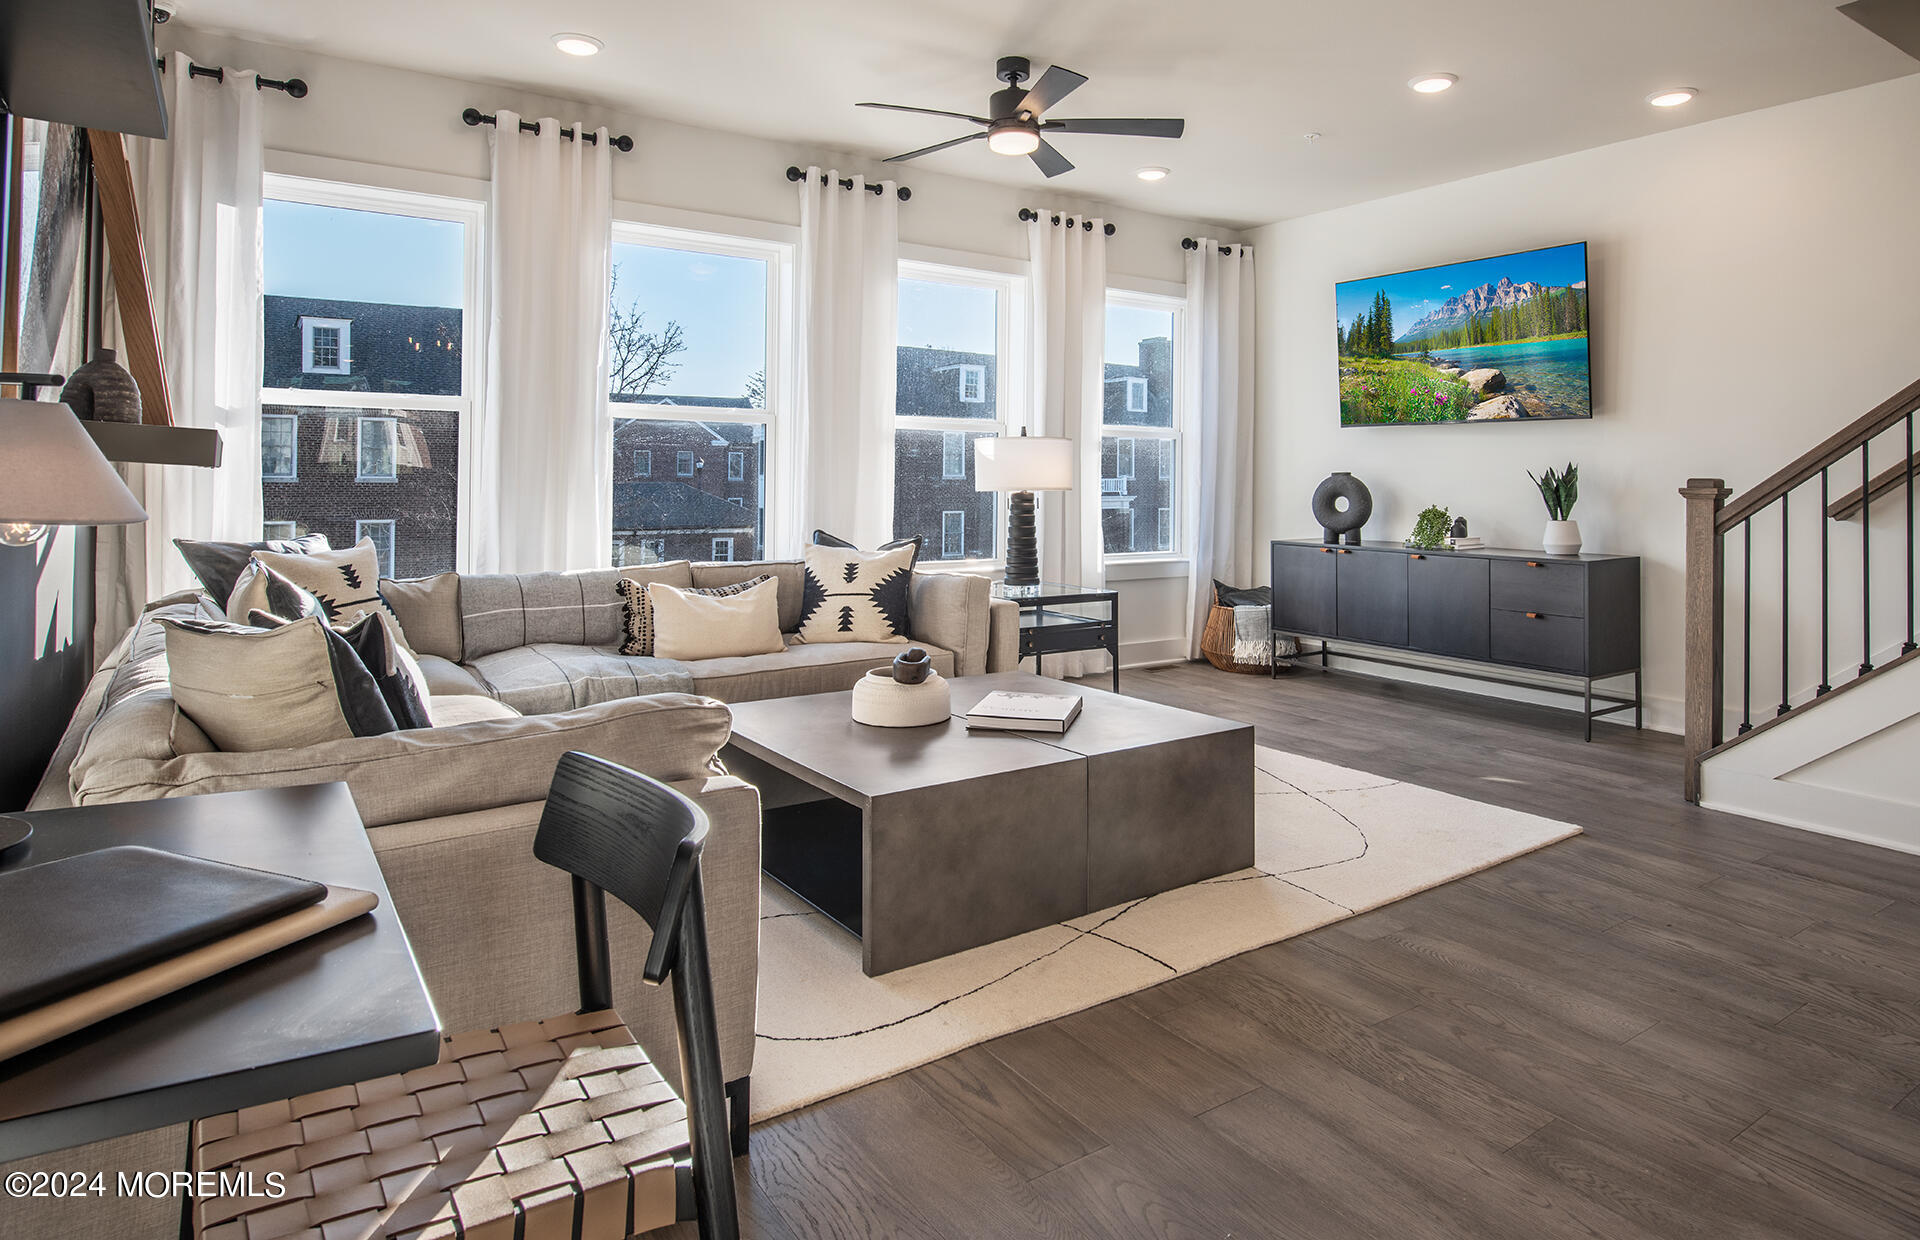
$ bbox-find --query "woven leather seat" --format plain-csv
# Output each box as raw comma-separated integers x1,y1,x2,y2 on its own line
192,1011,689,1240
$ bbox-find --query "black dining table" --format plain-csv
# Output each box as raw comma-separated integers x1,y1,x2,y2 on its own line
0,783,441,1162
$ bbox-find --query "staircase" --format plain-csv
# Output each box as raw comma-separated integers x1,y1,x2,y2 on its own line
1682,376,1920,850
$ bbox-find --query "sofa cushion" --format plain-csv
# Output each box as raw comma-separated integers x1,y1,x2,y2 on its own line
465,644,696,715
689,560,807,632
689,635,955,703
460,564,693,659
424,694,521,728
381,572,463,662
416,654,490,698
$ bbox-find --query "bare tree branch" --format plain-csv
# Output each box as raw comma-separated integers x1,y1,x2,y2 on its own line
607,267,689,397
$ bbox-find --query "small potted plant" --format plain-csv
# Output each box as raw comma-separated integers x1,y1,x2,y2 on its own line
1406,505,1452,550
1530,463,1581,555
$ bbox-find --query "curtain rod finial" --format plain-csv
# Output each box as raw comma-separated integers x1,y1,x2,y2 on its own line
462,107,486,128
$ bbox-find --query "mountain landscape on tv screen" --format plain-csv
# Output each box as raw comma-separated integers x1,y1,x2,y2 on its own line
1336,243,1591,426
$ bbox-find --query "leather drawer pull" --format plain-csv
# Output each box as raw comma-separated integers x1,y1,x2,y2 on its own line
1526,612,1544,619
1322,547,1336,553
1525,561,1543,568
1410,554,1425,560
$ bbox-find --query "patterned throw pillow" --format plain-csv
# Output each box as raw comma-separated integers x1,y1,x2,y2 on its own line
617,574,774,656
796,543,914,644
252,538,411,651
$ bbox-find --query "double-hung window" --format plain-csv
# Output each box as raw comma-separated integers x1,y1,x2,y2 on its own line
895,263,1023,561
607,223,787,566
261,176,480,577
1101,293,1184,557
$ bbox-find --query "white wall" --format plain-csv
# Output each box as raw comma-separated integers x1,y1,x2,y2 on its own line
1250,74,1920,733
162,26,1231,663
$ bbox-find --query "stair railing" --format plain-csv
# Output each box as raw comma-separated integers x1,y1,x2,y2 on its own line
1681,376,1920,801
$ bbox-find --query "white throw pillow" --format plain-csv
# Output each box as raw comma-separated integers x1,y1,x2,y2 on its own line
648,577,785,660
796,542,915,644
252,538,411,649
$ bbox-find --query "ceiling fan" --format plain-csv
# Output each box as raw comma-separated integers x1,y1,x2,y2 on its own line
858,56,1185,178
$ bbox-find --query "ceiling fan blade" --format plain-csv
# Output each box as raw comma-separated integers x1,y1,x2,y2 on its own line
884,131,987,163
1029,138,1074,178
1043,117,1186,138
1018,65,1088,116
858,102,990,126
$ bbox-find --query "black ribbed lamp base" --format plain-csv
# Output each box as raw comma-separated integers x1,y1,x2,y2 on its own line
1004,490,1039,586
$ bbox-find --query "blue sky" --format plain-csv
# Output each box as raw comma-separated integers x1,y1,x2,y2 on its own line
1335,241,1587,331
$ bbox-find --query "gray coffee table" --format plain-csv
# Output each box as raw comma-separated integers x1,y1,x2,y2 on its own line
723,672,1253,975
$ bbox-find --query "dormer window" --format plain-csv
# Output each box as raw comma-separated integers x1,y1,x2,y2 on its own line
957,365,985,404
1125,376,1148,414
301,317,352,374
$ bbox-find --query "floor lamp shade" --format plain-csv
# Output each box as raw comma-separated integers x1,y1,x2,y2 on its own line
976,435,1073,586
0,399,148,546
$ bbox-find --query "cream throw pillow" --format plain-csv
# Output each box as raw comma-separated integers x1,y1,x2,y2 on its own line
159,616,359,752
252,538,410,649
648,577,785,660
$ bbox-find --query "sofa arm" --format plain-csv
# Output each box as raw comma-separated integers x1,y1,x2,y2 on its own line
71,692,734,828
909,570,992,677
987,597,1021,673
367,773,761,1090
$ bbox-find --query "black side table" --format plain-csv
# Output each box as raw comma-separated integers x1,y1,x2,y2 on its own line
992,580,1121,691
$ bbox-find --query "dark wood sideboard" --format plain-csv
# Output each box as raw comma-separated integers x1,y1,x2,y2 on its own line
1270,540,1642,739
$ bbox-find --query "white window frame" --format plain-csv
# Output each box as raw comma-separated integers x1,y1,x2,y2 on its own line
1125,376,1148,414
263,520,297,541
1102,289,1188,563
607,220,792,563
727,449,745,481
676,450,695,477
956,364,985,404
941,510,966,559
301,317,352,375
261,412,298,481
633,449,651,478
356,416,398,482
711,537,734,561
896,259,1028,569
262,174,485,571
356,519,396,577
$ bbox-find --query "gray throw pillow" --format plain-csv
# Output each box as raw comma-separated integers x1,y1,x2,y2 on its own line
251,609,431,732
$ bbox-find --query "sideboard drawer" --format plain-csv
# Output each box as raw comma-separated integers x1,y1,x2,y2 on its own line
1491,608,1587,673
1491,558,1585,618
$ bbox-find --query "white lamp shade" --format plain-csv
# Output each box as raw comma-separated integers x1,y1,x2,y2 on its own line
975,435,1073,492
0,399,148,526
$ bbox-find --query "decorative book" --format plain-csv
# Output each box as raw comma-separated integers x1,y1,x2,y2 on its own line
965,690,1084,734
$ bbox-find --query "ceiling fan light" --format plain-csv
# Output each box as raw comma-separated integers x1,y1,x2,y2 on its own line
552,33,603,57
988,126,1041,156
1647,87,1697,108
1408,73,1458,94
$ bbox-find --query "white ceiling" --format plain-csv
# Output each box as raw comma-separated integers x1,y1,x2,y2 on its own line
170,0,1916,229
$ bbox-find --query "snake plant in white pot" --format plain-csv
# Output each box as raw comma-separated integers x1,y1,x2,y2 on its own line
1530,463,1582,555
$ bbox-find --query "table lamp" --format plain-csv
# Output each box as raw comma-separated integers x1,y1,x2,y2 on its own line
975,431,1073,587
0,398,147,546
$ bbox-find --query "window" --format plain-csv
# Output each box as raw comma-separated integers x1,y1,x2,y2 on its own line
301,318,352,374
1101,295,1183,556
941,511,966,559
261,414,298,480
263,521,297,540
895,266,1022,561
357,416,397,481
356,519,396,577
262,178,479,578
607,226,784,567
633,449,651,478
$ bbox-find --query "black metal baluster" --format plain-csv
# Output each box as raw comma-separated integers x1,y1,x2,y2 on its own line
1906,410,1915,655
1778,492,1791,716
1861,446,1874,677
1740,517,1752,734
1819,467,1831,695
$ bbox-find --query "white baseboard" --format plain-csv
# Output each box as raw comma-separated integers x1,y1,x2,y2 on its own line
1120,637,1190,668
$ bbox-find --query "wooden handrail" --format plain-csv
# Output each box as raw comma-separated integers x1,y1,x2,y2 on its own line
1717,376,1920,532
1827,449,1920,521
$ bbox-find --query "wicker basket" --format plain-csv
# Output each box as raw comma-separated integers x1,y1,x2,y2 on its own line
1201,591,1272,675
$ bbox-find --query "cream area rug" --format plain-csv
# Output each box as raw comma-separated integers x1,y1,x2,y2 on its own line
749,746,1580,1121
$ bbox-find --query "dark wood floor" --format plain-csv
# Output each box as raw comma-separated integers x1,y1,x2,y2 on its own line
672,662,1920,1239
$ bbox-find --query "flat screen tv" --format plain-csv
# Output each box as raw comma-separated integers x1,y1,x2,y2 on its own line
1336,241,1590,426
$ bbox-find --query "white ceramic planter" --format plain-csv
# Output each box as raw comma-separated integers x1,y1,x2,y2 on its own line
1542,519,1583,556
850,669,951,727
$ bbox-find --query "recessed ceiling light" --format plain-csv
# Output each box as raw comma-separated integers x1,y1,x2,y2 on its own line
1647,87,1697,108
1136,166,1169,182
552,33,603,57
1408,73,1457,94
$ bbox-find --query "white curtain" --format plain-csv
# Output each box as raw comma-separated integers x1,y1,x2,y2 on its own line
470,111,612,572
1185,240,1257,657
784,167,898,552
1026,210,1109,679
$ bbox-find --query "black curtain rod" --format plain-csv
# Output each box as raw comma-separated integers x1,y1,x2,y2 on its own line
463,108,635,152
785,166,911,201
155,58,309,97
1019,208,1116,237
1182,237,1241,256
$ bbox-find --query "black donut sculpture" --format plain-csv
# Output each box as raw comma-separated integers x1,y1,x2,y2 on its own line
1311,472,1373,546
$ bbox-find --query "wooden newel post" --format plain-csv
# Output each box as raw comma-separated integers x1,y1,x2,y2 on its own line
1680,478,1731,802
